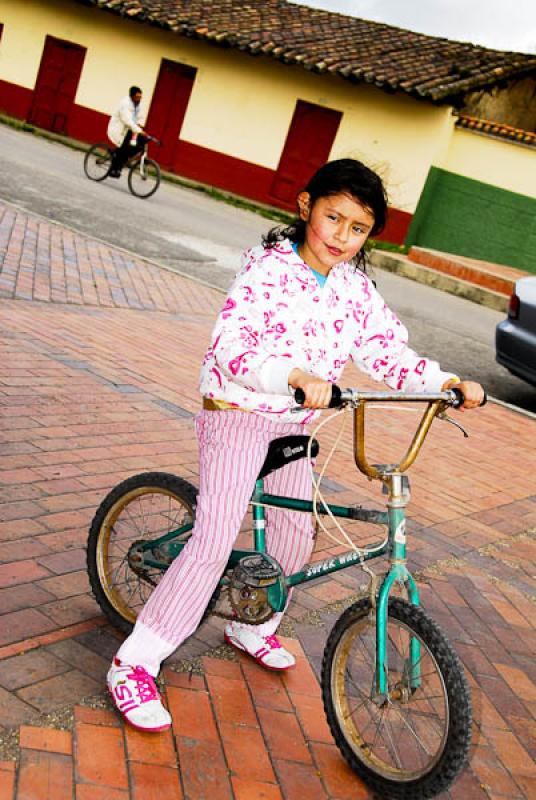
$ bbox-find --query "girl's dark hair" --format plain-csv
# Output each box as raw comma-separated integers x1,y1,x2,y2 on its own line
263,158,388,272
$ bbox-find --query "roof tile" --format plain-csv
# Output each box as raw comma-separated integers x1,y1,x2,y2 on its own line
75,0,536,100
456,114,536,146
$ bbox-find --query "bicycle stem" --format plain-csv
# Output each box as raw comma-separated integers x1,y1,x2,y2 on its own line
353,399,443,480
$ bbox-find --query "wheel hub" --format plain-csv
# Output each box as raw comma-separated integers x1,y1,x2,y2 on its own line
127,539,171,578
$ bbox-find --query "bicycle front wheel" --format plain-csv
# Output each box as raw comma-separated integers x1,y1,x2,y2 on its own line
87,472,197,634
322,598,471,800
84,143,113,181
128,158,161,198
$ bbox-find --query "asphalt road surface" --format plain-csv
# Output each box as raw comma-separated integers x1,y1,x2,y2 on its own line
1,123,534,414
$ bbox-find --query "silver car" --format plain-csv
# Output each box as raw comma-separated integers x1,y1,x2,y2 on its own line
496,276,536,387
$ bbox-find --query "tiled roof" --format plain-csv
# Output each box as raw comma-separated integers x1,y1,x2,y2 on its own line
456,114,536,147
75,0,536,101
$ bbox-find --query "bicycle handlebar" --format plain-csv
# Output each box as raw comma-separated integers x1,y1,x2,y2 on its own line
140,134,161,145
294,385,487,410
294,384,487,480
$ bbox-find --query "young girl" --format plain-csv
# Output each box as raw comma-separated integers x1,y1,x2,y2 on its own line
107,159,484,731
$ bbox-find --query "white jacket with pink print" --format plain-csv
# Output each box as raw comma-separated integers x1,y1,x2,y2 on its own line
199,240,456,424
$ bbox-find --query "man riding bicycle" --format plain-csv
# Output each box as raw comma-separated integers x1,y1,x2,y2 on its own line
107,86,147,178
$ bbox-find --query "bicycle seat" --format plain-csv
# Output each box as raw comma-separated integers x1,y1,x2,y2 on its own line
257,435,319,480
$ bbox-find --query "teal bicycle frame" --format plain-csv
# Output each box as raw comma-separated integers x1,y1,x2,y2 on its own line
139,391,450,703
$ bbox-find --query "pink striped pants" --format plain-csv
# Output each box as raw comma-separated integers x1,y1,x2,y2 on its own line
117,409,315,673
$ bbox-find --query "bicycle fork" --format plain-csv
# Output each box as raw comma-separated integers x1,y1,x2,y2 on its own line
374,472,421,702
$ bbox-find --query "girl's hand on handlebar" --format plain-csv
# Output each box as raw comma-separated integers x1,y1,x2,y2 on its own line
442,379,485,410
288,369,333,409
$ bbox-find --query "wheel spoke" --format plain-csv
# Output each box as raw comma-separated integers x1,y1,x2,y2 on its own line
388,701,435,761
381,711,404,769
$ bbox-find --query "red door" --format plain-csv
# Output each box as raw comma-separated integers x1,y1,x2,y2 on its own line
146,60,197,169
270,101,342,205
28,36,86,133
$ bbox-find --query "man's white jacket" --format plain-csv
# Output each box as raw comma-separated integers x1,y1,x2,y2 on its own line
107,96,146,146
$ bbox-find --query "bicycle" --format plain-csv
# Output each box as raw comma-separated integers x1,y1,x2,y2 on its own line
83,135,161,199
87,385,484,799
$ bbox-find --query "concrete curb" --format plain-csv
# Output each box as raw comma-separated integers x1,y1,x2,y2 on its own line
370,250,509,313
488,395,536,421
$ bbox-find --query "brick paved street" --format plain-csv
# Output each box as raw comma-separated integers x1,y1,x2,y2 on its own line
0,198,535,799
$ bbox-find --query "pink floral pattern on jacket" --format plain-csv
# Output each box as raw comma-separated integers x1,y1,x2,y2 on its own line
199,241,455,423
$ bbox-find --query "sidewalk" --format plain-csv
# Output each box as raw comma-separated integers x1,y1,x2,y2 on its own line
0,197,535,799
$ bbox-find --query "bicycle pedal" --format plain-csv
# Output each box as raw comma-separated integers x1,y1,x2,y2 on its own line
233,554,281,587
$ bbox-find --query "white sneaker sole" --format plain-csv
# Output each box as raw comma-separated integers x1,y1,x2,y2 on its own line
224,631,295,671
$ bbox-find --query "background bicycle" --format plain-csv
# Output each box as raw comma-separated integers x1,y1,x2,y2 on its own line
83,135,161,198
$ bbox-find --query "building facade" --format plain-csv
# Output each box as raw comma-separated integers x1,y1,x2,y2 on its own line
0,0,534,266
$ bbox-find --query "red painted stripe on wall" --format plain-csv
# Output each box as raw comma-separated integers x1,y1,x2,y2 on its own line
174,140,276,207
0,78,411,243
0,79,33,119
68,103,109,143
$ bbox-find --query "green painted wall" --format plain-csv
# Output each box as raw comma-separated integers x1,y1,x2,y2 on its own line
405,167,536,273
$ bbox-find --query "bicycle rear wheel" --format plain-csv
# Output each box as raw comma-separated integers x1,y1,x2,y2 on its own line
84,143,113,181
322,597,471,800
128,158,161,198
87,472,200,634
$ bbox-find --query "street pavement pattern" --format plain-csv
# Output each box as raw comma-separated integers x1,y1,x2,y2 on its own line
1,199,536,799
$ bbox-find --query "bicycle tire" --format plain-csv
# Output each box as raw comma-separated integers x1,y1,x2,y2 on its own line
84,143,113,181
87,471,219,634
127,158,161,198
322,597,471,800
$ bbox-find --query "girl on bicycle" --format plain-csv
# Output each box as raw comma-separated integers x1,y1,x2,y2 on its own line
107,158,485,731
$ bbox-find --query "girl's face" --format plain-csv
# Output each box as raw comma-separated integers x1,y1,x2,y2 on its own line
297,191,375,275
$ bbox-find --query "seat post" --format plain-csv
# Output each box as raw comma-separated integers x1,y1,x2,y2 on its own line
252,478,267,552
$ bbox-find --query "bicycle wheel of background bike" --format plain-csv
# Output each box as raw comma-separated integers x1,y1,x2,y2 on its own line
87,471,218,635
322,597,471,800
83,143,113,181
127,158,161,198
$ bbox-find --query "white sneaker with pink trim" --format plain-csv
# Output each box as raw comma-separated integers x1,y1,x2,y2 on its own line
107,658,172,732
224,622,296,670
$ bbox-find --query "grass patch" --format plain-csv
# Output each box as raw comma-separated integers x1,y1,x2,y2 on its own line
367,239,409,255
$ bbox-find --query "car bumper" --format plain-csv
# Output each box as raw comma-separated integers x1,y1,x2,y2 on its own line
496,320,536,386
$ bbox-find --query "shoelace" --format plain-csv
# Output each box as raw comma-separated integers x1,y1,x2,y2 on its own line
264,634,282,650
126,665,159,704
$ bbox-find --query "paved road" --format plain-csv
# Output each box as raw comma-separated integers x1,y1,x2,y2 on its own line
1,122,534,413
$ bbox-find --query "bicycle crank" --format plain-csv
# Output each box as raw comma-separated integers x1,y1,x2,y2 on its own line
228,554,287,624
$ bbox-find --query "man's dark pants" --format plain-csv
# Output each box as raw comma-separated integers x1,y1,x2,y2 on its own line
111,131,147,173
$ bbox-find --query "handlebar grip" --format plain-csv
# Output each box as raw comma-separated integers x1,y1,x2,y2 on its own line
451,387,488,408
451,387,464,409
330,384,343,407
294,384,342,408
